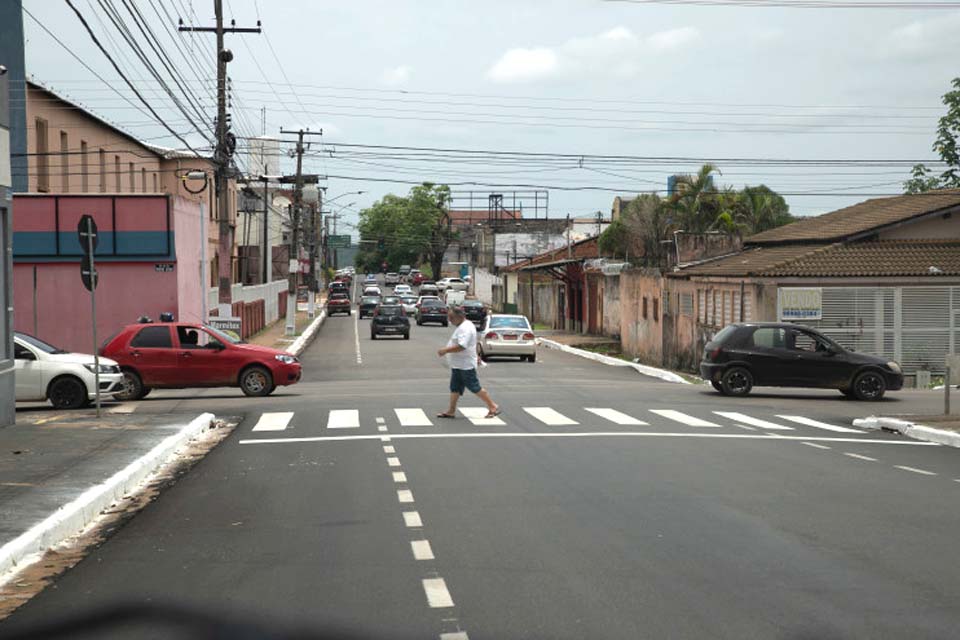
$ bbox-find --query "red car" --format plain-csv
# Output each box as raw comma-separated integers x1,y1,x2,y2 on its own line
101,322,302,400
326,292,352,316
411,271,425,286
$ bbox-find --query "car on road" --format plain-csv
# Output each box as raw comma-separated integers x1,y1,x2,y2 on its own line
437,277,467,294
419,282,439,297
416,295,441,308
411,270,425,286
461,299,487,329
358,296,380,318
362,286,382,298
326,292,352,316
329,281,349,296
479,315,537,362
365,273,378,284
381,295,401,306
700,322,903,401
417,299,449,326
102,323,302,399
444,289,466,306
385,272,400,285
370,304,410,340
398,265,412,277
399,295,419,315
394,284,413,296
14,332,124,409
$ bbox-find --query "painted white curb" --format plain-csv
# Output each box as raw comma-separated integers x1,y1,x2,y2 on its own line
537,338,689,384
287,309,326,356
853,416,960,448
0,412,215,584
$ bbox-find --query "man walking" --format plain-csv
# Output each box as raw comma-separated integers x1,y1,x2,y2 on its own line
437,306,500,419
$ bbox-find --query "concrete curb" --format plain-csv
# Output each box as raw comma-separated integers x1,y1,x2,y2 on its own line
537,338,690,384
0,412,216,584
287,309,326,357
852,416,960,448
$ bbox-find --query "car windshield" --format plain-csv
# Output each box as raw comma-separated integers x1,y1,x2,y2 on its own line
401,297,418,304
15,332,67,354
201,325,241,344
378,306,403,317
361,297,379,304
330,294,348,300
463,301,484,308
489,317,530,329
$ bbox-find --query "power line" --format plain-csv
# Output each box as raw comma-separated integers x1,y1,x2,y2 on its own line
604,0,960,7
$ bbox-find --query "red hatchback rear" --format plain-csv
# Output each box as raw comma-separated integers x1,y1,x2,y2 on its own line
101,322,302,400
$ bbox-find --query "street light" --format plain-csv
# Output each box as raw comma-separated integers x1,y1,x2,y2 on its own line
325,190,365,204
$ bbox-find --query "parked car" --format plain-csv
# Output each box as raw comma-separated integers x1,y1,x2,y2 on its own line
479,315,537,362
700,322,903,400
437,278,467,294
371,304,410,340
394,284,413,296
400,296,419,315
462,299,487,329
417,299,449,326
358,296,380,318
419,282,439,297
385,272,400,285
102,323,302,399
326,292,352,316
14,332,124,409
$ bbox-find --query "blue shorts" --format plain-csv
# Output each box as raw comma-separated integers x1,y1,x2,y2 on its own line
450,367,482,395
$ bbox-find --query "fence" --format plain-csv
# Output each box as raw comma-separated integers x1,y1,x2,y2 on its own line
207,280,289,339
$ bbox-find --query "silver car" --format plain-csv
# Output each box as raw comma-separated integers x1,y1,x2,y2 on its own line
400,296,419,315
478,314,537,363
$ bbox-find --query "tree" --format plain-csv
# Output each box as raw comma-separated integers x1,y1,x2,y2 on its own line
666,164,722,233
408,183,454,280
905,77,960,194
598,219,630,258
734,185,794,234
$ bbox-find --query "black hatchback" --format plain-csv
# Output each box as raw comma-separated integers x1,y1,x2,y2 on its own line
371,305,410,340
462,300,487,328
700,323,903,401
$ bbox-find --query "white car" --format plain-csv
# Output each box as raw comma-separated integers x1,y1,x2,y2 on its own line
385,272,400,285
363,286,382,297
478,315,537,363
14,332,124,409
399,296,419,315
394,284,413,296
437,278,468,293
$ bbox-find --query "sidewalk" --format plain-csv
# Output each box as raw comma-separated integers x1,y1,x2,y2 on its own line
248,293,327,352
535,330,619,348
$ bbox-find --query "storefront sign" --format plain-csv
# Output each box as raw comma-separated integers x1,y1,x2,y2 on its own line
780,288,822,321
208,316,242,336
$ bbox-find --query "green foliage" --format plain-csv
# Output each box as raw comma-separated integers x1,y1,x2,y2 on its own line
905,77,960,193
598,218,630,258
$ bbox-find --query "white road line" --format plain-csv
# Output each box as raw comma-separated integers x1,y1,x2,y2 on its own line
459,406,506,426
383,445,396,454
423,578,455,608
802,442,832,450
326,410,360,430
395,408,434,427
376,417,386,424
777,415,864,433
398,489,415,503
524,407,578,426
387,457,401,467
393,471,407,483
403,511,423,527
585,408,648,426
380,436,391,442
735,424,756,431
354,309,362,364
895,465,937,476
649,409,719,427
378,426,388,432
440,633,469,640
411,539,435,561
844,453,877,461
251,411,295,432
713,411,793,430
241,433,938,446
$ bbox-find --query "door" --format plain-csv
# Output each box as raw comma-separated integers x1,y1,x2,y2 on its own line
745,326,791,386
14,342,45,401
174,325,236,386
127,325,178,386
784,328,851,388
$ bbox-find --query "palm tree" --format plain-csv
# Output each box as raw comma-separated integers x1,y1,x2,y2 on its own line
667,164,721,233
736,185,793,235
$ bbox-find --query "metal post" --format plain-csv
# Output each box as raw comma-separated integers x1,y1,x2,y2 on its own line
262,177,269,284
85,218,100,418
529,269,535,326
32,265,38,336
946,366,951,416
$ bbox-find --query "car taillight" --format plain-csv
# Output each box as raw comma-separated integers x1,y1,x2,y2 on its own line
522,332,535,340
485,332,499,340
709,347,723,360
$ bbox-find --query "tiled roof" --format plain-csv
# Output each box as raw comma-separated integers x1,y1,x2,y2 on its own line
675,240,960,278
745,190,960,245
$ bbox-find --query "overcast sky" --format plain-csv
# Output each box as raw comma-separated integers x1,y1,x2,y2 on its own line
21,0,960,234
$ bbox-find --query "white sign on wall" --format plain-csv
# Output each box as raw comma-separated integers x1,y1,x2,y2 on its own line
780,288,822,321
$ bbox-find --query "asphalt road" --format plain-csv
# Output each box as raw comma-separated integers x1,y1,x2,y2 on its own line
4,280,960,639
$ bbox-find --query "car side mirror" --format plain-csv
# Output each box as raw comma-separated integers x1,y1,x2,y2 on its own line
16,351,36,361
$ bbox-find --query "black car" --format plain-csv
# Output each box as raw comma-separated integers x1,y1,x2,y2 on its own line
358,296,380,318
462,300,487,328
700,322,903,401
329,281,349,296
371,305,410,340
417,300,448,327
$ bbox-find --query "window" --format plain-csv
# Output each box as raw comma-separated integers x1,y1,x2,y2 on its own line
130,326,173,348
680,292,694,317
642,296,648,319
176,325,215,348
152,173,158,192
751,327,787,349
653,298,659,322
99,149,106,192
14,342,35,360
697,290,705,323
663,291,670,316
81,141,89,191
489,316,531,329
141,168,147,192
129,162,135,192
35,117,49,192
60,131,69,192
114,156,121,191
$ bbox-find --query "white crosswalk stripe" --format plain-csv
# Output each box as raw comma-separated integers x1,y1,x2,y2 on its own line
712,411,794,430
584,408,648,426
394,408,433,427
458,406,506,425
649,409,719,427
326,410,360,429
524,407,578,426
777,415,864,433
252,411,294,432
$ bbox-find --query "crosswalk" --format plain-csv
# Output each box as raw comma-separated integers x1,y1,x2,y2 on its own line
249,407,865,435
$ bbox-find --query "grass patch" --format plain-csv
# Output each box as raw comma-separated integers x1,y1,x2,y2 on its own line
533,322,551,331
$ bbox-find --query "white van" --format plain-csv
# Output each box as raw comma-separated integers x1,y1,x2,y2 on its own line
445,289,466,306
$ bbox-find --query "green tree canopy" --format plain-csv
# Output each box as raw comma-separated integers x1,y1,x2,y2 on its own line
905,77,960,194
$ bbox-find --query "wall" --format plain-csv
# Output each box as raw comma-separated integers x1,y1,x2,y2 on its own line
173,196,204,323
208,279,287,326
517,277,559,328
877,212,960,240
673,232,742,266
619,270,665,366
602,275,621,338
493,232,567,267
473,267,500,305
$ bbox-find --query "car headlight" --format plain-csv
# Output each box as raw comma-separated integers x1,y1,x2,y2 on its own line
84,363,118,374
275,354,298,365
886,361,902,374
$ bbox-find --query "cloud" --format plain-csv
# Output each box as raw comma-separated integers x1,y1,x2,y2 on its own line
486,47,560,82
887,11,960,60
382,65,412,86
486,25,701,83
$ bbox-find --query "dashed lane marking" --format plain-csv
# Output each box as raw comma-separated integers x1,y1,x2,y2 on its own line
383,445,396,454
398,489,415,503
584,408,648,426
354,309,363,364
895,465,937,476
387,457,401,467
403,511,423,527
376,417,386,424
393,472,407,483
411,539,435,561
440,633,469,640
378,426,388,432
802,442,832,450
423,578,455,608
381,436,391,442
844,453,877,461
251,411,294,432
778,415,864,433
650,409,719,427
713,411,793,430
326,410,359,429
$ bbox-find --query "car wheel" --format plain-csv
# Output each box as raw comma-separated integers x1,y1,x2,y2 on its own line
371,332,377,340
115,369,146,401
443,321,448,327
720,367,753,397
711,380,723,392
48,376,88,409
839,387,855,398
240,366,274,397
141,387,152,399
417,319,422,326
852,370,886,401
404,333,410,340
528,353,536,363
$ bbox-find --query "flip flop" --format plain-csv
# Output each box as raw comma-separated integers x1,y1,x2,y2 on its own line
437,412,456,419
484,408,501,419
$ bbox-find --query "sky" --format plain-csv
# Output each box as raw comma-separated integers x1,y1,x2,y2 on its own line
20,0,960,237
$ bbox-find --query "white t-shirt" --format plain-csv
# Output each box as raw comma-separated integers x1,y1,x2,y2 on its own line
446,320,478,370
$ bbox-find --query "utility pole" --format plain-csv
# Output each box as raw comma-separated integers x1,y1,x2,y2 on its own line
179,1,261,315
596,210,603,258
